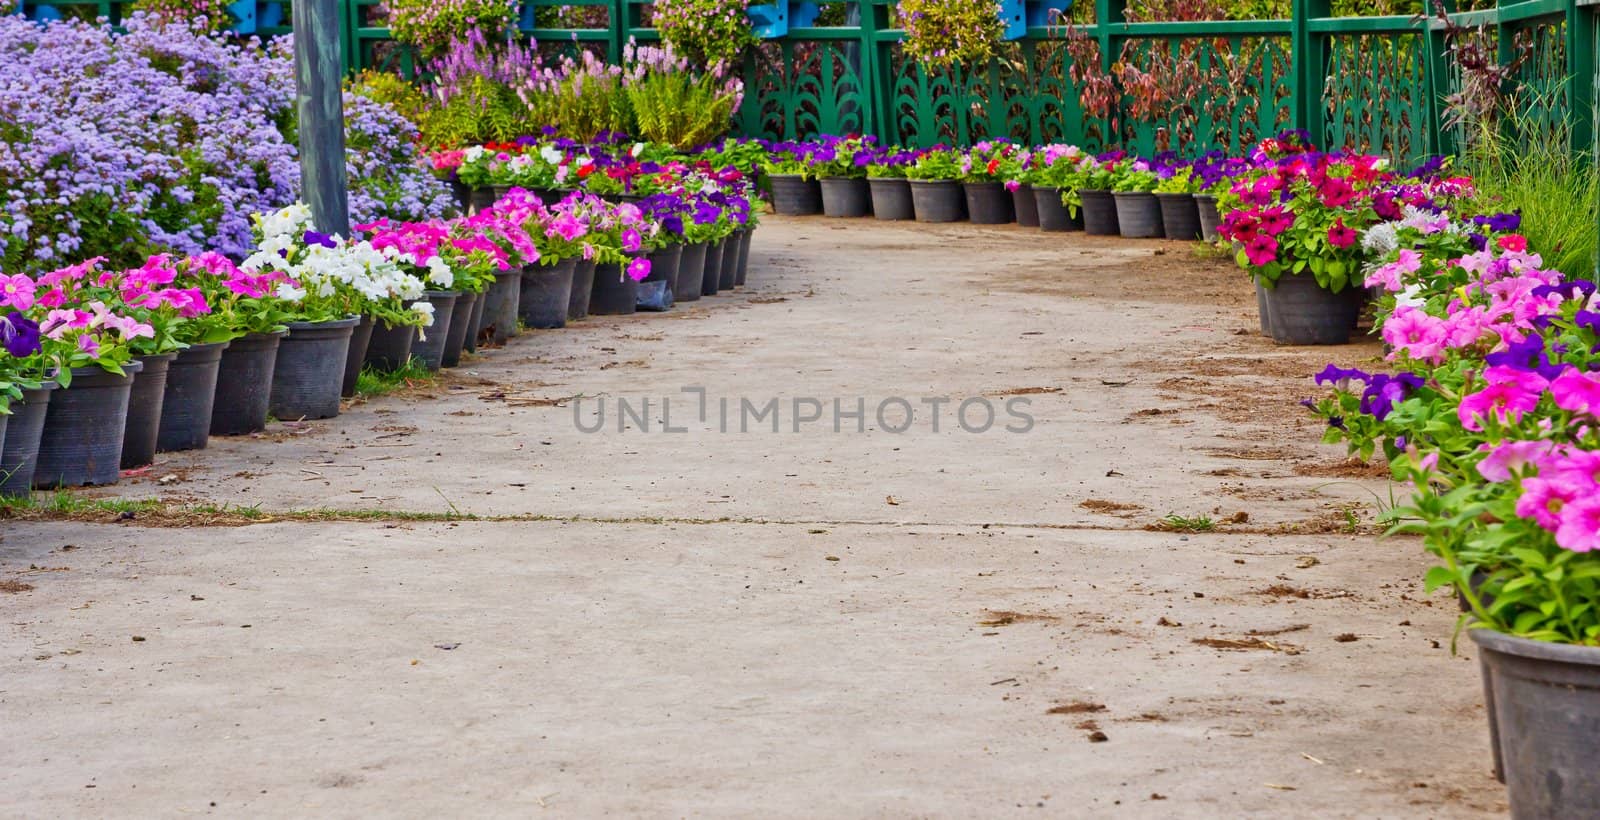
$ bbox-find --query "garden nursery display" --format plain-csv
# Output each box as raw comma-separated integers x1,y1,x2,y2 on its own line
6,0,1600,814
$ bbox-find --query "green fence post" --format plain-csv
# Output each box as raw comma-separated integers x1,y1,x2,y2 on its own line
1566,0,1596,158
1290,0,1330,148
857,0,883,142
1424,0,1456,159
607,0,624,62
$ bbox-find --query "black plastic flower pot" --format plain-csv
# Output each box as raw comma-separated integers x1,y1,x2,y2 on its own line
590,261,639,316
34,362,142,488
441,291,478,368
211,331,284,436
768,174,822,216
410,291,459,372
1078,189,1120,236
1033,187,1079,232
1196,193,1223,242
1156,192,1203,241
121,352,175,469
447,178,470,213
644,244,682,297
734,230,753,287
364,318,417,373
1471,628,1600,815
480,271,521,345
1263,275,1362,345
1112,191,1164,238
910,180,966,223
158,341,228,451
271,317,358,421
964,181,1014,225
676,242,707,303
464,291,487,353
568,259,596,321
1012,184,1040,228
341,316,375,398
820,177,871,218
1254,281,1275,337
467,186,496,215
718,236,739,290
0,383,57,496
869,178,914,221
521,259,577,329
701,241,725,296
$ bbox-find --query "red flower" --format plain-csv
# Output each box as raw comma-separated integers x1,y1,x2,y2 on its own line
576,164,594,179
1258,206,1294,236
1223,214,1260,244
1327,217,1357,249
1317,177,1355,208
1244,234,1280,267
1498,234,1528,253
986,159,1001,175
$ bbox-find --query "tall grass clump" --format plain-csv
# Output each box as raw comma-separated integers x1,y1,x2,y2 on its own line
1457,101,1600,280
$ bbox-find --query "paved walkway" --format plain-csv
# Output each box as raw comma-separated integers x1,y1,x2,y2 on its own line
1,218,1502,817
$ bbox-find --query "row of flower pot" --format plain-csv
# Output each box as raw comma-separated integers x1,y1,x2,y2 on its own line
767,175,1225,242
768,173,1365,348
0,231,757,496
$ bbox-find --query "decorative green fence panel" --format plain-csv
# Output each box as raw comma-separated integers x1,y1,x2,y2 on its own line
17,0,1600,161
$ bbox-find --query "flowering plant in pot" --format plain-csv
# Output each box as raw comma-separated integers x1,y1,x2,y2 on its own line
1153,165,1204,240
1215,152,1391,344
380,0,520,59
1021,144,1086,231
864,146,921,221
25,258,160,487
651,0,757,72
898,0,1006,67
761,141,824,215
814,135,876,218
1303,225,1600,813
957,141,1019,225
1071,152,1124,235
557,194,655,314
363,219,465,370
1107,156,1167,238
904,148,967,223
459,144,591,198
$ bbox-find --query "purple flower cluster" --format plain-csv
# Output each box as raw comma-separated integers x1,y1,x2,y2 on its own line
0,15,444,274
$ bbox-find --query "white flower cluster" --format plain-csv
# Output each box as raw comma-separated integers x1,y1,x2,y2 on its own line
243,204,430,316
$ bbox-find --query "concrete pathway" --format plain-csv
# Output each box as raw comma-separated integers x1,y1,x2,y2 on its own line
1,218,1502,817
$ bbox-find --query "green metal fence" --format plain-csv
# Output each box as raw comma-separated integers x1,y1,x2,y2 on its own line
18,0,1597,161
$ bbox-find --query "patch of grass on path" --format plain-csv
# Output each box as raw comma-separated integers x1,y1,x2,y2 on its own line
355,358,439,398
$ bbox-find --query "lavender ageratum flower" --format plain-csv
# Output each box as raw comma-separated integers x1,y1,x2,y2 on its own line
0,14,442,273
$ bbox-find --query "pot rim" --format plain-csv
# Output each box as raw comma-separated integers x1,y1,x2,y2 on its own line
1470,626,1600,665
67,360,144,378
286,316,361,331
